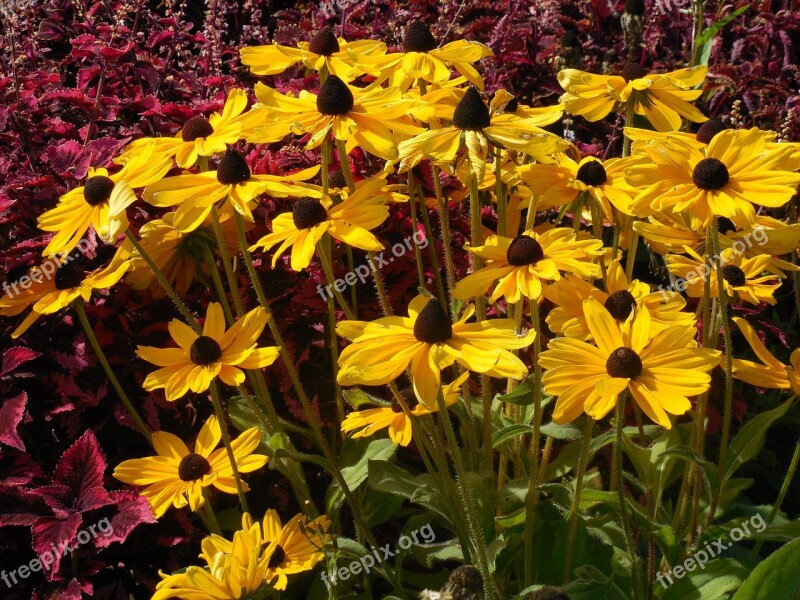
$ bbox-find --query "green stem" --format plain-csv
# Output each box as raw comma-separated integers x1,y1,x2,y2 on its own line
615,393,642,600
209,381,249,514
201,489,222,534
72,300,152,444
125,228,199,330
495,150,507,238
202,244,235,325
433,166,457,303
407,178,427,292
418,183,448,307
210,208,244,317
317,242,355,320
564,417,594,583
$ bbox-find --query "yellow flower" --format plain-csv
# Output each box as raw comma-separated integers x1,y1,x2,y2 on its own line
347,21,492,90
624,128,800,229
341,372,470,446
540,298,719,428
558,64,708,132
665,247,782,305
123,89,260,168
398,87,567,180
249,76,432,161
256,510,331,590
543,259,693,340
38,142,171,257
730,318,800,394
136,303,280,401
240,26,385,80
113,415,268,518
521,153,640,217
249,177,390,271
337,295,535,408
116,208,244,299
453,227,604,303
0,254,129,339
143,148,320,232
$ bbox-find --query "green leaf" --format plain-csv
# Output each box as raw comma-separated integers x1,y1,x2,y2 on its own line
695,5,750,65
342,388,386,410
724,397,795,483
327,439,396,513
496,376,535,405
541,421,584,441
659,558,748,600
732,538,800,600
493,424,532,448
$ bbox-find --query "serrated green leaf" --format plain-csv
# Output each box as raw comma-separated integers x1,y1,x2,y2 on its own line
732,537,800,600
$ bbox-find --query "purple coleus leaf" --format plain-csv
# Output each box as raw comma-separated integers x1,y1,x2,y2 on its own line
31,513,83,580
51,430,114,513
1,347,41,376
0,392,27,450
94,490,156,548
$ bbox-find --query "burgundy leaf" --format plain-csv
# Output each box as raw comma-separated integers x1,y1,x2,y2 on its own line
1,347,41,376
94,490,156,549
52,431,113,513
29,485,73,519
31,514,83,580
0,392,27,450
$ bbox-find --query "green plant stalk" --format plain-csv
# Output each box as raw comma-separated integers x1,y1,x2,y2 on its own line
202,243,236,325
622,100,639,282
495,150,508,237
335,138,360,318
72,300,152,445
209,381,249,514
317,241,356,320
201,489,222,534
125,228,199,330
434,387,500,600
468,172,486,319
209,208,245,317
433,165,457,302
406,177,427,292
418,183,448,307
369,251,394,317
523,297,545,586
615,392,643,600
563,417,594,583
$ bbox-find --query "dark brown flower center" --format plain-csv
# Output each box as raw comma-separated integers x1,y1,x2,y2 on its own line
695,118,727,144
216,149,251,185
54,262,84,290
604,290,636,321
576,161,607,186
316,75,354,116
268,544,286,568
83,175,115,206
178,453,212,481
692,158,729,190
721,264,746,286
189,335,223,365
309,27,340,56
606,347,643,379
390,388,417,413
506,236,545,266
452,87,491,131
621,61,648,82
292,198,328,229
446,565,483,596
181,117,214,142
403,21,438,53
328,169,347,189
715,216,736,235
413,300,452,344
624,0,645,15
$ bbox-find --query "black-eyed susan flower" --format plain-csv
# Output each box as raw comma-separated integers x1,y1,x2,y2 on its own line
250,75,432,161
453,227,604,303
341,373,469,446
540,298,720,428
347,21,493,90
249,177,390,271
521,153,640,217
257,509,331,590
123,89,260,168
337,295,535,408
38,142,171,257
144,148,320,232
624,128,800,229
153,517,277,599
0,254,129,339
543,258,693,340
113,415,268,518
116,208,243,298
730,318,800,393
240,26,385,80
558,64,708,132
136,303,280,401
665,247,782,305
397,86,568,180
